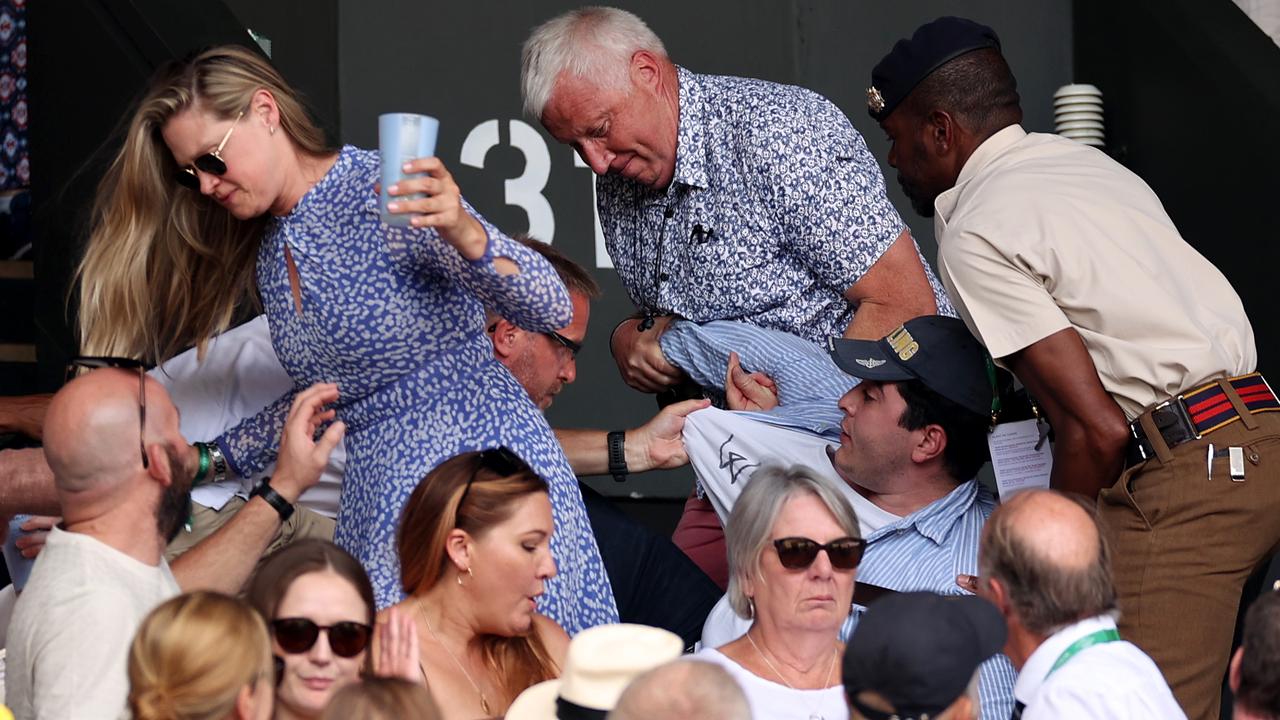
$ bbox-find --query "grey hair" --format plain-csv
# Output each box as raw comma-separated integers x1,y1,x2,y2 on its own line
521,6,668,119
607,660,750,720
725,464,861,619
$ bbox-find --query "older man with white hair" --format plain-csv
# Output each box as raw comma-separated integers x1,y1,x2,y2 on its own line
522,6,950,396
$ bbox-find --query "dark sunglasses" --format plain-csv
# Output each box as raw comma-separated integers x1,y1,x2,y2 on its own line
66,356,149,469
457,447,530,520
175,110,244,189
543,330,582,358
271,618,372,658
772,536,867,571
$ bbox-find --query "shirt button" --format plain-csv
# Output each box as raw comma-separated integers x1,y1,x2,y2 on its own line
659,273,670,282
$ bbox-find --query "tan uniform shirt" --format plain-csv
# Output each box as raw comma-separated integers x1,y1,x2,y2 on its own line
935,125,1255,420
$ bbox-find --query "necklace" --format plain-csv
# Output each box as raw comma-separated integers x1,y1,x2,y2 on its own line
745,630,837,720
418,602,491,715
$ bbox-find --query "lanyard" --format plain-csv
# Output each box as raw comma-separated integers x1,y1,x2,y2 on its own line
1046,628,1121,679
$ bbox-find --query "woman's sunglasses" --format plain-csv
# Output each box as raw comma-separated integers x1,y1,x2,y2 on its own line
271,618,372,658
175,110,244,190
772,536,867,571
456,447,531,520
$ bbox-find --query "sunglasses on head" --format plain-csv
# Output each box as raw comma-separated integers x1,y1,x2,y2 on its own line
271,618,371,658
175,109,244,190
65,356,149,469
772,536,867,571
457,447,530,521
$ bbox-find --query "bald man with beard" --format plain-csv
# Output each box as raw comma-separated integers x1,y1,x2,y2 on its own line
5,369,341,720
974,490,1184,719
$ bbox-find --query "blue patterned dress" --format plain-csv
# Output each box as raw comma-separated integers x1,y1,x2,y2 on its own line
213,146,617,632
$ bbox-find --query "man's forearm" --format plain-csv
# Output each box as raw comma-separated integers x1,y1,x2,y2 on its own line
1048,421,1128,499
170,497,281,593
554,428,649,476
843,298,935,340
842,230,940,340
0,448,61,516
0,393,53,440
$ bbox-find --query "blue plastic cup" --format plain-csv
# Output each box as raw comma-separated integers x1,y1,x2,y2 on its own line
378,113,440,227
4,514,37,591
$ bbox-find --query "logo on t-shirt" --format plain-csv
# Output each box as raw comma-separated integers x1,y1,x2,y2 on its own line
718,434,760,485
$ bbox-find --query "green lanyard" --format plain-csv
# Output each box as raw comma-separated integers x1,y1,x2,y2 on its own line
1046,629,1121,679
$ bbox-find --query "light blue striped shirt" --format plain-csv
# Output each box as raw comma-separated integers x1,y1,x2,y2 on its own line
840,481,1017,720
659,318,855,439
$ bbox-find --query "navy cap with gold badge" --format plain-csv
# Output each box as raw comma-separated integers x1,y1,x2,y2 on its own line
867,16,1001,122
827,315,994,419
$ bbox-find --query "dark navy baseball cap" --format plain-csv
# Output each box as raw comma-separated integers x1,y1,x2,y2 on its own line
868,16,1001,122
842,592,1008,720
827,315,994,418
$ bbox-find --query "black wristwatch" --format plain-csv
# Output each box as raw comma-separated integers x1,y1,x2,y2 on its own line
607,431,629,483
250,478,295,522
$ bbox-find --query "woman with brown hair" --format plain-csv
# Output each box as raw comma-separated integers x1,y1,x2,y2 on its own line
376,448,570,719
75,44,614,628
128,591,275,720
245,540,377,720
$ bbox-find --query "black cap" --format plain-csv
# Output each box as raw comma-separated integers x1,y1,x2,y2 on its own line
842,592,1007,720
828,315,993,418
868,17,1001,122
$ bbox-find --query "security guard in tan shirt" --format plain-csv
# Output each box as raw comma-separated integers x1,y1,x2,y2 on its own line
867,17,1280,720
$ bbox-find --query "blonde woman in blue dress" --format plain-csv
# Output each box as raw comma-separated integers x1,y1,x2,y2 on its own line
75,45,616,631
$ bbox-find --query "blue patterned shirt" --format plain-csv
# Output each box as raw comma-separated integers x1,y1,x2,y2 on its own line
839,481,1018,720
597,67,950,342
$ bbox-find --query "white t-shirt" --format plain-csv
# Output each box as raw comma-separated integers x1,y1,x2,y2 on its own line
154,315,344,517
693,650,848,720
687,407,902,648
5,527,181,719
1015,615,1186,720
685,406,901,530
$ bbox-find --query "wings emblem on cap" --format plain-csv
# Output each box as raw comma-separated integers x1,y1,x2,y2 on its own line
866,86,885,113
856,358,887,369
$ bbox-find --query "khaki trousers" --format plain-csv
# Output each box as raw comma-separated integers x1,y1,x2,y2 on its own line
164,496,336,566
1098,411,1280,720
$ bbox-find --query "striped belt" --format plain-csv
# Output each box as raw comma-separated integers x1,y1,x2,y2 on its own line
1125,373,1280,467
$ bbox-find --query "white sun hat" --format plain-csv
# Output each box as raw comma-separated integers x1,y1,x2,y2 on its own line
505,624,683,720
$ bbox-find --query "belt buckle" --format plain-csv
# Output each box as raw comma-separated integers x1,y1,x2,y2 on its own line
1155,395,1201,442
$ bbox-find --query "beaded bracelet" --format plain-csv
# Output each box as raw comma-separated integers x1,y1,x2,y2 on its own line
193,442,211,485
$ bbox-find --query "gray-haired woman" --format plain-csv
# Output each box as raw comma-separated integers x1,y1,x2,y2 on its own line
696,465,863,720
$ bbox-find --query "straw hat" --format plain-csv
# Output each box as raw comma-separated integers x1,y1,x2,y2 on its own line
505,624,683,720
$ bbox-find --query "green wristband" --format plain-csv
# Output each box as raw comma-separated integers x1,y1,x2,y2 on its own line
194,442,211,485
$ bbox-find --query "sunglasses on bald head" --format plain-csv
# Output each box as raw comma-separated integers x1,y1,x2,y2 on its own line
175,109,244,189
271,618,372,658
772,536,866,571
65,356,149,469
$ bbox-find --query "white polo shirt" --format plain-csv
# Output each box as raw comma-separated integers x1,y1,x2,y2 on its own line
1015,614,1185,719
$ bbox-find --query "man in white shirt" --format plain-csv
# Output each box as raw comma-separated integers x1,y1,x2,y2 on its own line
1229,590,1280,720
5,366,341,719
976,489,1184,719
